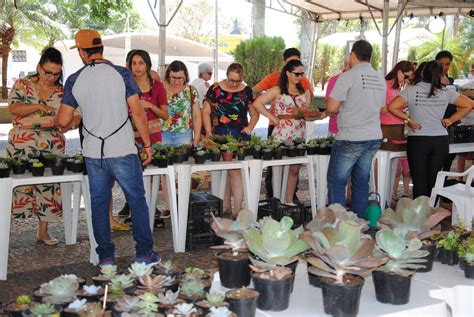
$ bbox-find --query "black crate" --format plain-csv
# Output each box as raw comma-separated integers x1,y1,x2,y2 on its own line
185,192,223,251
448,125,473,144
257,198,306,228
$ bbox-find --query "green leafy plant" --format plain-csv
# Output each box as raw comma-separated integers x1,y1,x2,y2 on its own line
181,280,206,297
457,237,474,264
15,295,32,306
32,162,44,168
436,231,461,251
30,303,57,316
379,196,450,240
301,219,387,284
210,146,221,154
376,229,429,276
137,292,159,315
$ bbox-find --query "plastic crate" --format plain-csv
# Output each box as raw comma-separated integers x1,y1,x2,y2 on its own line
257,198,306,228
185,192,223,251
448,125,473,144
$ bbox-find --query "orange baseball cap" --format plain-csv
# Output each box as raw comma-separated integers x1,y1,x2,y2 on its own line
70,29,103,49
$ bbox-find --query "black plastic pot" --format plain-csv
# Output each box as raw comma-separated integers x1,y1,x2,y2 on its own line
296,147,306,156
0,167,10,178
286,148,297,157
252,272,293,311
439,248,458,266
226,289,259,317
237,153,246,160
372,270,413,305
12,164,26,175
464,262,474,279
274,150,283,160
245,147,254,157
194,154,206,164
306,146,317,155
417,242,436,272
174,154,186,164
459,257,466,270
320,275,364,317
253,150,262,159
72,162,84,173
262,150,273,160
285,261,298,293
167,156,175,165
320,147,329,155
51,164,65,176
31,166,45,177
210,152,221,162
307,267,321,288
65,160,74,171
216,251,251,288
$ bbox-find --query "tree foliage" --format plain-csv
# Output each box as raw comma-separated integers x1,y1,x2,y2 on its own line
371,43,381,71
313,43,343,90
232,36,286,88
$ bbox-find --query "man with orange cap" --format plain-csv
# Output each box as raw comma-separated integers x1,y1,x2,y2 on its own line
58,29,160,266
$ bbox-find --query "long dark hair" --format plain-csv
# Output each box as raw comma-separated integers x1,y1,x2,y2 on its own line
127,49,154,93
411,61,427,86
279,59,305,95
36,47,63,85
165,60,189,84
422,60,443,98
385,61,414,89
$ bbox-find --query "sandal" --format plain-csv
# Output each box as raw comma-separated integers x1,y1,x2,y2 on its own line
112,223,131,231
36,236,59,246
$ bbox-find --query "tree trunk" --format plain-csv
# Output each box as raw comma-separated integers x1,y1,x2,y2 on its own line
1,27,15,99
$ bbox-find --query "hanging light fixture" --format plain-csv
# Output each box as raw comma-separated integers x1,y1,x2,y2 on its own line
428,15,445,34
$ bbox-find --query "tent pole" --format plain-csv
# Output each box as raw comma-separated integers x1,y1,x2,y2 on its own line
159,0,166,77
381,0,389,75
307,21,320,87
392,0,404,67
214,0,219,81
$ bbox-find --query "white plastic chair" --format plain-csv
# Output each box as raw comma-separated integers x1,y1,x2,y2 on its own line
429,166,474,229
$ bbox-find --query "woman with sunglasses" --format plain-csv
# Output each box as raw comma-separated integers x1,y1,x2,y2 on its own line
203,63,258,216
253,59,318,205
380,61,414,201
7,47,80,245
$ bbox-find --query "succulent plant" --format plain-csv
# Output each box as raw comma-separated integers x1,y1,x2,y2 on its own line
157,289,180,305
66,298,88,311
183,267,207,280
436,230,461,251
243,216,308,277
138,274,175,292
82,285,101,295
158,260,176,274
173,303,197,316
203,292,226,306
376,229,429,276
0,162,9,169
211,208,254,252
306,204,369,233
100,264,117,279
129,262,155,278
15,294,32,306
114,295,140,313
32,162,44,168
301,219,387,284
110,274,134,289
137,292,159,315
30,303,57,316
208,306,233,317
181,280,206,297
379,196,450,240
457,237,474,263
40,276,79,304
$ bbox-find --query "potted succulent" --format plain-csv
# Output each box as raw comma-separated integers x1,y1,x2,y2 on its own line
378,196,451,272
92,264,117,286
243,216,309,311
4,295,33,316
64,157,75,171
157,289,185,314
252,144,262,159
175,145,188,163
152,152,168,168
136,274,178,295
62,299,102,317
31,161,45,177
296,143,306,156
154,260,181,280
42,153,57,168
225,287,259,317
166,147,176,165
28,303,61,317
37,276,79,306
436,230,461,266
136,292,161,316
306,140,318,155
457,236,473,270
209,146,221,162
286,145,296,157
76,285,104,302
194,149,207,164
181,267,212,292
236,147,246,161
211,209,254,289
0,161,10,178
461,239,474,279
113,295,140,316
179,280,206,303
11,158,27,175
273,145,283,160
221,144,233,162
172,302,201,316
71,155,84,173
293,138,305,146
300,219,387,317
196,292,229,314
374,229,429,304
51,157,65,176
207,306,237,317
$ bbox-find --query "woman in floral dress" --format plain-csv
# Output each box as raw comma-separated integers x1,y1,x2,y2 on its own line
203,63,259,216
254,59,321,205
7,47,78,245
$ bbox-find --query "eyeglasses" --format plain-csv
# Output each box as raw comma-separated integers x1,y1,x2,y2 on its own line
291,71,305,77
170,76,185,81
227,78,242,84
41,65,61,78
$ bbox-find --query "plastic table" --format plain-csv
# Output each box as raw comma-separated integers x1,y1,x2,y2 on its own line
174,160,250,252
0,170,83,280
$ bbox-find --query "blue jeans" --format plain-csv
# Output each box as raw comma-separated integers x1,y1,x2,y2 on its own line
85,154,153,261
162,131,193,146
327,139,381,218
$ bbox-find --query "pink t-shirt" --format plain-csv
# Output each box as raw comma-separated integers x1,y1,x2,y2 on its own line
380,81,404,125
325,73,342,134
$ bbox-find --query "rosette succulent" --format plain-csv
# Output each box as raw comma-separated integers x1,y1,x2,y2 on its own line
375,229,429,276
99,264,117,279
306,204,369,233
203,292,226,306
458,237,474,264
40,276,79,304
129,262,155,278
379,196,450,240
30,303,57,316
173,303,197,316
157,289,180,305
114,295,140,313
208,306,234,317
300,219,387,284
82,285,101,295
110,274,134,289
66,299,88,312
138,274,175,292
15,295,32,306
211,208,254,251
137,292,159,316
181,280,206,298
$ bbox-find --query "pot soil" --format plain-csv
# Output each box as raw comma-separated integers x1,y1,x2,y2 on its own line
439,248,458,266
210,152,221,162
320,274,364,317
195,300,229,315
51,165,65,176
417,242,436,272
372,270,413,305
12,164,26,175
222,152,233,161
31,166,45,177
251,271,293,311
464,262,474,279
226,288,259,317
216,250,251,288
262,151,273,160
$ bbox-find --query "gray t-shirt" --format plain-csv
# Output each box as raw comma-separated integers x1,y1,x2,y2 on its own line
399,82,460,136
62,62,140,159
330,63,386,141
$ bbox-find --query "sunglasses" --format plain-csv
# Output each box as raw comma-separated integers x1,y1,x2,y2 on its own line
41,65,61,78
291,71,305,77
227,79,242,84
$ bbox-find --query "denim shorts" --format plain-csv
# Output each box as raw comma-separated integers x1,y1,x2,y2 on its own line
161,131,193,147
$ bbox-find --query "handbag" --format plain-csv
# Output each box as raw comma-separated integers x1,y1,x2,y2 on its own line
380,124,407,151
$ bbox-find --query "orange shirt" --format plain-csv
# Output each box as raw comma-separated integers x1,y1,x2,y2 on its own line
256,71,314,125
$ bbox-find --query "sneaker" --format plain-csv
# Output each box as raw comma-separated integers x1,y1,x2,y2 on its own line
118,203,130,218
160,209,171,219
98,257,116,266
154,219,165,228
136,251,161,265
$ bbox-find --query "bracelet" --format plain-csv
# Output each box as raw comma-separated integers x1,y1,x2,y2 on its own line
143,145,152,148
